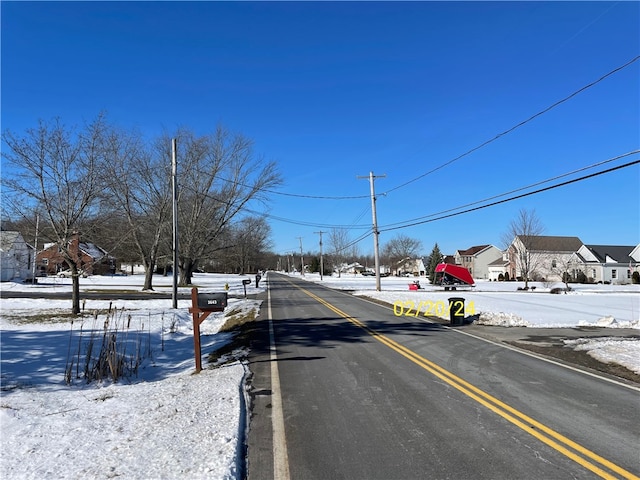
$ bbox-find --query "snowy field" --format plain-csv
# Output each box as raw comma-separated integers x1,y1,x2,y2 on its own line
1,272,639,479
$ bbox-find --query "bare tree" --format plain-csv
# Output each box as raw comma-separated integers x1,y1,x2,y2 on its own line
548,253,580,289
502,208,545,289
228,216,272,274
174,126,281,285
382,234,423,268
2,115,110,313
328,228,360,277
103,128,173,290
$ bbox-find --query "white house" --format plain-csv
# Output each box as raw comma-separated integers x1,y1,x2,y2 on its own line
573,244,639,284
119,262,147,275
336,262,364,275
0,231,34,282
454,245,502,279
508,235,584,282
394,257,426,276
488,253,511,281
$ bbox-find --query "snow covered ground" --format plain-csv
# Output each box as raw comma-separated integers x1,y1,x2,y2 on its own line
1,272,638,479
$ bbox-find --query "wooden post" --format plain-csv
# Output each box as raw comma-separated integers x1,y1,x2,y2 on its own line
188,287,227,373
188,287,211,373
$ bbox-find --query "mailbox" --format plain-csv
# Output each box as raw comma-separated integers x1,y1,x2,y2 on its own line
242,279,251,285
196,292,228,311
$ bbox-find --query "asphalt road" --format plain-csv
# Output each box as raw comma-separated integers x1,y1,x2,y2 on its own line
246,273,640,480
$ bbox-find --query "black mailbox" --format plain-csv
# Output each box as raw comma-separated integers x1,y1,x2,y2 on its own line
242,279,251,285
196,292,228,311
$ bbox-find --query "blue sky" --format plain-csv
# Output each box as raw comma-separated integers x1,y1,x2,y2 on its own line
2,1,639,257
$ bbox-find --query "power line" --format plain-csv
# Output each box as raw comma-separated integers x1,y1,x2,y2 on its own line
261,190,369,200
382,55,640,195
174,182,370,229
142,155,640,253
379,150,640,229
242,207,371,230
332,230,373,254
244,151,639,233
379,159,640,233
185,56,638,202
187,164,369,200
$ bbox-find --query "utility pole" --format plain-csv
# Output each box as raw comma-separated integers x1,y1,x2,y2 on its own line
31,213,39,284
172,138,179,309
297,237,305,276
357,171,385,291
314,230,325,280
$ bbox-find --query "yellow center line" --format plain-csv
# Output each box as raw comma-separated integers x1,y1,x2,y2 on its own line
289,280,639,480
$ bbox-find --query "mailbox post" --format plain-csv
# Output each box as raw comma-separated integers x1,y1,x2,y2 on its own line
188,287,227,372
242,278,251,298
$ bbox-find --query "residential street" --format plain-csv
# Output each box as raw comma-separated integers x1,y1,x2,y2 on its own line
246,273,640,480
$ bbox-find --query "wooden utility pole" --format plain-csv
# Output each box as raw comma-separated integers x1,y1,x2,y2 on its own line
172,139,179,309
357,171,385,291
31,213,39,283
314,230,325,280
297,237,305,276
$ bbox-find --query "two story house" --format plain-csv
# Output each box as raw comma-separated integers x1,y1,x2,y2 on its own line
454,245,502,280
507,235,584,282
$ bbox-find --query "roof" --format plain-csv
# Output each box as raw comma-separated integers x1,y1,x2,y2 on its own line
457,245,490,256
488,257,509,267
516,235,583,252
38,236,112,260
0,231,24,252
396,257,425,267
581,245,636,264
79,242,109,260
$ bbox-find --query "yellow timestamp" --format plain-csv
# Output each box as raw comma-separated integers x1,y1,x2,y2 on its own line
393,299,476,317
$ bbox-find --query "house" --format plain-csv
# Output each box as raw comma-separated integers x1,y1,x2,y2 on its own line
488,253,511,281
335,262,365,275
454,245,502,279
573,244,639,284
36,233,116,276
0,231,34,282
441,255,456,265
119,262,146,275
394,257,426,276
507,235,584,282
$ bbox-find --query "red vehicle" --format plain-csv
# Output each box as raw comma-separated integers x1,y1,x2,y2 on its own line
433,263,475,290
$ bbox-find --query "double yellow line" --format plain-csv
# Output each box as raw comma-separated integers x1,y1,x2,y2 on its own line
295,283,639,480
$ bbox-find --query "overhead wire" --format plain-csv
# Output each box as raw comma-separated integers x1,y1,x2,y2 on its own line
379,150,640,229
181,56,639,205
175,182,370,230
379,159,640,233
381,55,640,195
178,150,639,233
101,57,640,250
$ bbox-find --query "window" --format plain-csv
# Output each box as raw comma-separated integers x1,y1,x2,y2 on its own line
612,269,617,279
42,258,49,265
628,269,632,279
